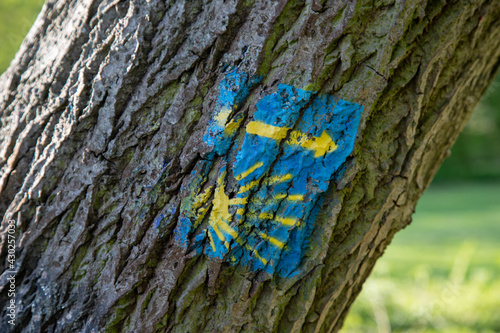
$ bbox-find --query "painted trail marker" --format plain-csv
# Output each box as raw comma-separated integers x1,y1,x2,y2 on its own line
174,71,363,277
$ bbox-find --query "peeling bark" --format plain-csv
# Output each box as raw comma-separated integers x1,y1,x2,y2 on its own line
1,0,500,332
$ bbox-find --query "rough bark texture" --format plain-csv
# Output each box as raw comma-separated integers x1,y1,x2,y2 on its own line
1,0,499,332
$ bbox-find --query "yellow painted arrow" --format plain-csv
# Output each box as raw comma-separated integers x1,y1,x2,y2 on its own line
246,122,289,140
245,121,338,158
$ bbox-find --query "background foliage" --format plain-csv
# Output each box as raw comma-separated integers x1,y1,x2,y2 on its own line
435,76,500,182
0,0,43,73
1,1,498,332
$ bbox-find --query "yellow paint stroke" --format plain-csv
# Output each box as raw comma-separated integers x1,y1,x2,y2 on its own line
301,131,338,158
216,220,239,245
215,106,232,128
229,197,248,205
259,213,297,226
207,230,217,252
254,252,268,265
273,193,304,201
259,213,274,220
235,161,264,181
211,171,231,221
302,83,316,91
287,130,338,157
246,121,338,158
245,244,268,265
246,121,290,140
265,173,293,185
237,179,261,194
193,186,214,208
287,130,307,146
276,216,297,226
237,173,293,195
194,206,210,227
193,185,214,227
211,222,229,249
224,116,243,136
258,231,285,249
208,169,236,250
287,194,304,201
236,208,245,216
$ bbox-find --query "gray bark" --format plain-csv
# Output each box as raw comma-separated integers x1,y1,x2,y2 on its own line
1,0,499,332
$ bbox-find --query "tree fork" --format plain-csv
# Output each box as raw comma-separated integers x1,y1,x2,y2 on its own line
1,0,499,332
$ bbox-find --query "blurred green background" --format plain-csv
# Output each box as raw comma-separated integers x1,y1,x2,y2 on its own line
1,1,499,332
0,0,44,71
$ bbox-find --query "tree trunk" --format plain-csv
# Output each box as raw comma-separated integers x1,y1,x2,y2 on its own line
1,0,499,332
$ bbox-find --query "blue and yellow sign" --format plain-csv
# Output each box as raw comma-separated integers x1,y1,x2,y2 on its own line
174,71,363,277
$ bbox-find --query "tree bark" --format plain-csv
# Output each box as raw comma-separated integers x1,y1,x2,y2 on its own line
1,0,499,332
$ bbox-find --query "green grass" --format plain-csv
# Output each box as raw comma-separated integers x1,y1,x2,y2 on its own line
0,0,44,73
342,182,500,333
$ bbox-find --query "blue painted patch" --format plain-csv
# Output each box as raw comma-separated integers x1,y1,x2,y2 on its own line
203,70,262,156
174,217,192,249
153,202,177,231
174,71,363,277
154,214,165,229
